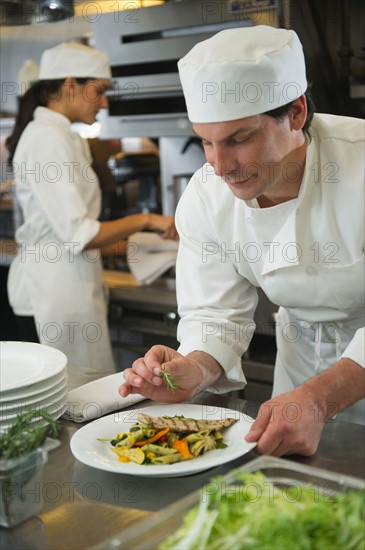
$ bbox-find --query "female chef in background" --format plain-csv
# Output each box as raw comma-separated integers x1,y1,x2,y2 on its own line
6,42,177,389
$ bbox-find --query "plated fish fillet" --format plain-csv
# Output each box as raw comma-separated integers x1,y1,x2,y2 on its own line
137,413,238,433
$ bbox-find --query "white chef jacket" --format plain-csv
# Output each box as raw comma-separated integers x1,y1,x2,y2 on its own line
8,107,116,389
175,113,365,424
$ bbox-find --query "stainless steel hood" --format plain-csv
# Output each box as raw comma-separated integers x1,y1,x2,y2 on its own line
93,0,279,138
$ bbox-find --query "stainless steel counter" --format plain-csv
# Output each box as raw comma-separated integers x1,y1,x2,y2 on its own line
104,271,177,309
1,393,364,550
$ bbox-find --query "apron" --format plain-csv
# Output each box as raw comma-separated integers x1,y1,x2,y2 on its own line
26,247,116,390
9,232,116,391
273,307,365,425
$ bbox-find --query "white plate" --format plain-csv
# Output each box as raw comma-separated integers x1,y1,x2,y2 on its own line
0,370,67,402
0,383,68,418
0,394,68,433
0,341,67,392
0,372,67,410
70,404,257,478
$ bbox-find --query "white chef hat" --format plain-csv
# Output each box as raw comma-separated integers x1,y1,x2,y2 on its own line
178,25,307,123
39,42,111,80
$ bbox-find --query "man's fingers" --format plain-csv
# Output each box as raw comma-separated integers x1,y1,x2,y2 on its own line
245,403,271,442
252,428,284,455
244,425,263,442
130,358,163,386
244,404,286,454
118,383,135,397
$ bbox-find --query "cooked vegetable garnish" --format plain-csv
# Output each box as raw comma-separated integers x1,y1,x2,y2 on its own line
98,414,236,465
160,470,365,549
134,426,170,447
115,448,145,464
173,438,190,459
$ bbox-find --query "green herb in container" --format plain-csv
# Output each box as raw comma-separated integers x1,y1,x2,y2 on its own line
0,408,61,527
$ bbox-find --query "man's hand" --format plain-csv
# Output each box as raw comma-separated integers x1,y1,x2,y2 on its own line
119,346,222,403
245,385,327,456
245,357,365,456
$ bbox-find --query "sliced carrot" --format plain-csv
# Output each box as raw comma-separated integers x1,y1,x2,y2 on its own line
134,426,170,446
173,438,191,459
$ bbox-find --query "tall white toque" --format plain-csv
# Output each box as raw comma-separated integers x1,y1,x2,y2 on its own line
39,42,111,80
178,25,307,123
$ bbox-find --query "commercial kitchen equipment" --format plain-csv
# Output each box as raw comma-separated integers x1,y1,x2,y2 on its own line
92,0,279,138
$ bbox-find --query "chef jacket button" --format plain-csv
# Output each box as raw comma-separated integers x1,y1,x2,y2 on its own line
306,266,318,276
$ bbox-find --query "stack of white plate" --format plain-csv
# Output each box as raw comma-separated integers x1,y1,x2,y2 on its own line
0,341,68,433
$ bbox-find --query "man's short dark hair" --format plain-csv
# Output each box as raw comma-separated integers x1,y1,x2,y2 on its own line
264,88,315,140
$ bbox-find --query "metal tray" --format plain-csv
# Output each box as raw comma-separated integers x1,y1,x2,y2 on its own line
94,456,365,550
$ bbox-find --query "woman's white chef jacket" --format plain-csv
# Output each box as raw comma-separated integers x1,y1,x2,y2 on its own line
8,107,116,389
175,113,364,424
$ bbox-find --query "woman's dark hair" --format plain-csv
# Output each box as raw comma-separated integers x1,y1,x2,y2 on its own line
6,77,90,166
264,87,315,141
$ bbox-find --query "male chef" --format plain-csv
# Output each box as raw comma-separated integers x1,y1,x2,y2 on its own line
119,26,365,456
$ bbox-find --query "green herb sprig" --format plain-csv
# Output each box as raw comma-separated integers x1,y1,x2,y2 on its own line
160,365,181,392
0,408,61,459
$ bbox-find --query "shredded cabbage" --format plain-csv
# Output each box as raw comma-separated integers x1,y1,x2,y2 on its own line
160,471,365,550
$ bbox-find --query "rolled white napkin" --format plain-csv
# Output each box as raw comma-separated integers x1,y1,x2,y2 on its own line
63,372,146,422
127,232,179,285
